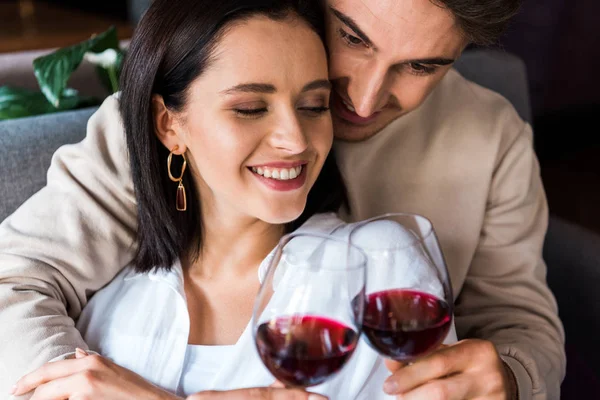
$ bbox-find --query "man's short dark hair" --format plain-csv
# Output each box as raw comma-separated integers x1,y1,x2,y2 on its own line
434,0,522,45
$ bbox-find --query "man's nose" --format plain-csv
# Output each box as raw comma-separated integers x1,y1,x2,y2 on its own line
348,63,391,117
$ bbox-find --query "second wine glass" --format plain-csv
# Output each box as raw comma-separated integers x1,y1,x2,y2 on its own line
349,213,453,362
252,232,367,388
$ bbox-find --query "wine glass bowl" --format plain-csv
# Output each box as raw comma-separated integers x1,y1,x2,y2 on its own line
255,314,359,387
361,288,452,361
252,233,367,388
349,213,453,362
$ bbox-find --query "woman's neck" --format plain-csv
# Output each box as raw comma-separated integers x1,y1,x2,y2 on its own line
187,210,285,280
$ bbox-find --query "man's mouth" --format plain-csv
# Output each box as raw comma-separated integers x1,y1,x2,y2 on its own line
332,91,380,126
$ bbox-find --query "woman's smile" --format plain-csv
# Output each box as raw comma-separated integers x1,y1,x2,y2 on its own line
248,162,308,192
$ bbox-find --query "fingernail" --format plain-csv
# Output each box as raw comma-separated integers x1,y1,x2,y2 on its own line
9,385,17,394
308,394,327,400
383,379,398,394
75,347,89,356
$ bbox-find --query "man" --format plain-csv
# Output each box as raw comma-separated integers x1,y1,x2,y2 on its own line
0,0,565,399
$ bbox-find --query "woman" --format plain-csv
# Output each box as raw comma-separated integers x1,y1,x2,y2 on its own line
10,0,397,399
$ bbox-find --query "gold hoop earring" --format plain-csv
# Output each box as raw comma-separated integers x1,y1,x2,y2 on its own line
167,145,187,211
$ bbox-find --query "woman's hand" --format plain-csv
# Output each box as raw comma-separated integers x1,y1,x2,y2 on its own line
12,349,181,400
383,339,518,400
12,350,328,400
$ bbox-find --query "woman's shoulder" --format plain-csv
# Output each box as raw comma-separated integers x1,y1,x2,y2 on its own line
76,262,184,333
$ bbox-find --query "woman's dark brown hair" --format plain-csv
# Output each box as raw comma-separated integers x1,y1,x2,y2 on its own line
119,0,346,273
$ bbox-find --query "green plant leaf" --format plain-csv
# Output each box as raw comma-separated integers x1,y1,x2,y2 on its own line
0,86,99,120
32,26,119,108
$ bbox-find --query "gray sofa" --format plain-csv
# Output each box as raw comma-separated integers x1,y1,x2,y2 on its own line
1,50,599,396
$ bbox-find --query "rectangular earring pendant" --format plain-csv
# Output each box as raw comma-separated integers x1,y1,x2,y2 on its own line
176,181,187,211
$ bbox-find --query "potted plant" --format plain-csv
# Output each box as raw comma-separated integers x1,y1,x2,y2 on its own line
0,26,125,120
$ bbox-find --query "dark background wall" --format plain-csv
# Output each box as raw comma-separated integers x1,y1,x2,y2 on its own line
503,0,600,116
500,0,600,234
500,2,600,395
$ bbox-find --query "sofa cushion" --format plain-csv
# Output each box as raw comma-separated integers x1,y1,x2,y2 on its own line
0,107,98,221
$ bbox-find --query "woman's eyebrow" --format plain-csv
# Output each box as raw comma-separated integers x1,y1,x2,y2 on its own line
221,79,331,96
301,79,332,92
221,83,276,95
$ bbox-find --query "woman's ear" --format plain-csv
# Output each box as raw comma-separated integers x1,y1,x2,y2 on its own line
152,94,187,153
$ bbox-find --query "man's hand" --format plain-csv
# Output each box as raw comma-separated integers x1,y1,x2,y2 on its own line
383,339,517,400
11,349,181,400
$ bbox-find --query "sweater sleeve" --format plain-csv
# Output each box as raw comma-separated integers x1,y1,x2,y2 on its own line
0,95,137,399
454,122,566,400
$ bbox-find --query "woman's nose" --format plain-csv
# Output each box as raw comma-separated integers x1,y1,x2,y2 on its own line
269,112,309,154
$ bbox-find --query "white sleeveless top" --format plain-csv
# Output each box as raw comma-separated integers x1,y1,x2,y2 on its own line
178,345,236,394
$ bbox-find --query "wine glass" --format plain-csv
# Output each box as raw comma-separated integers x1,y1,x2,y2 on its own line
252,232,367,388
349,213,453,362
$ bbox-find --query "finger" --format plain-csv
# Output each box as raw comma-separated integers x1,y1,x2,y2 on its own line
187,387,328,400
269,381,285,388
396,374,473,400
384,359,406,373
75,348,89,359
14,358,91,395
29,373,88,400
383,344,469,394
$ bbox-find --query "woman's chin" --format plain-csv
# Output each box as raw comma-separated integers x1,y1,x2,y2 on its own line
257,204,305,226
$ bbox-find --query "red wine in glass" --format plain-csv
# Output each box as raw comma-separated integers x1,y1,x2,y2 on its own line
256,315,359,387
362,289,451,361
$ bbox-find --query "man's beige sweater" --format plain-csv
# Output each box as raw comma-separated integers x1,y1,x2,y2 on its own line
0,69,565,399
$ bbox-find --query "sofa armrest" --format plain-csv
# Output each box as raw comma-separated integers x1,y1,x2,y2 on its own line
544,215,600,365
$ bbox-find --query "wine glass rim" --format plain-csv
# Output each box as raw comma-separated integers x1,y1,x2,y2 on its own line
349,212,435,251
279,231,368,271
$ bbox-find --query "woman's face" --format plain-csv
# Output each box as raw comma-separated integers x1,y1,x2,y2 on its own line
165,15,332,225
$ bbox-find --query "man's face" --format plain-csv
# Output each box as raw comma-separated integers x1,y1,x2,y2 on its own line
326,0,468,141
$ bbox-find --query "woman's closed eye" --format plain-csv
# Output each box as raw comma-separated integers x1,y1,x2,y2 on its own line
234,104,330,119
235,107,268,117
298,105,330,116
297,95,330,116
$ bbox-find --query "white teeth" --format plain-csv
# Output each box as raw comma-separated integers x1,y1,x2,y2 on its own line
342,99,355,112
251,165,303,181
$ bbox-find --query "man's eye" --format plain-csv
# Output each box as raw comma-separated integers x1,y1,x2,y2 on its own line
338,29,364,47
408,63,437,75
